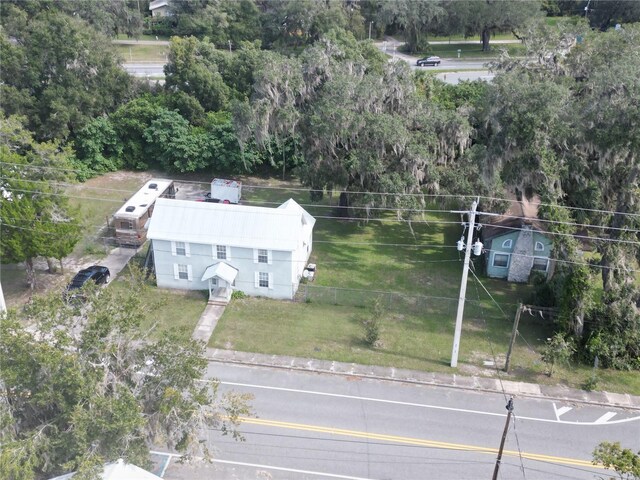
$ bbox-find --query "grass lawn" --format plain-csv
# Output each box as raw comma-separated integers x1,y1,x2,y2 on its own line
108,272,207,342
429,32,520,42
428,42,526,59
115,44,168,62
115,34,171,42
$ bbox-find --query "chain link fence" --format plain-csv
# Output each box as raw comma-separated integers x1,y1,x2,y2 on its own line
296,284,465,317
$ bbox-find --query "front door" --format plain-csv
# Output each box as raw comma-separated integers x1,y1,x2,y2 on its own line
208,277,218,299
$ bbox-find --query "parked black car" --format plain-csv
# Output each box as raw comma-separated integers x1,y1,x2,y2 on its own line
65,266,110,298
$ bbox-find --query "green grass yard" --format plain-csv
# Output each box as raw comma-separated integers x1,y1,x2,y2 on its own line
427,42,527,59
115,44,168,62
108,271,206,342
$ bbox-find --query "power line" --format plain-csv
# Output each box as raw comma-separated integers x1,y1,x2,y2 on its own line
3,221,639,274
478,194,640,219
5,173,640,231
5,186,640,246
3,161,639,219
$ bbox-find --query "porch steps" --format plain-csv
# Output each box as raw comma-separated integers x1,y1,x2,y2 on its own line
208,299,229,306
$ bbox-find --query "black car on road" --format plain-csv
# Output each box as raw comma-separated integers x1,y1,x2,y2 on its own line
416,56,441,66
65,266,110,299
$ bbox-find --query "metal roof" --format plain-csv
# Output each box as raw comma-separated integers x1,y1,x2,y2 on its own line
114,179,174,219
278,198,316,228
147,198,315,251
49,458,161,480
201,262,238,283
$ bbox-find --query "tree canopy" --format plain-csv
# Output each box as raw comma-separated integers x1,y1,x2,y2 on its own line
0,7,132,141
0,271,251,479
0,115,81,289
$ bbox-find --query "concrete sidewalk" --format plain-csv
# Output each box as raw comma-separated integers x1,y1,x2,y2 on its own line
205,348,640,410
192,304,225,342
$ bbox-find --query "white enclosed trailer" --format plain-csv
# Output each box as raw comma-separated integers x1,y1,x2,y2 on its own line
210,178,242,204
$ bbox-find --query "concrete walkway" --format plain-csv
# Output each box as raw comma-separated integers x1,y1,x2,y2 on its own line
205,348,640,410
192,304,225,342
100,246,140,279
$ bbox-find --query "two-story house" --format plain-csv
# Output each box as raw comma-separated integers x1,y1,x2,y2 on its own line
147,198,315,302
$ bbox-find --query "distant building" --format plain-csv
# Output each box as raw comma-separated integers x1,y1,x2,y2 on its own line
147,198,315,302
149,0,170,17
481,197,554,283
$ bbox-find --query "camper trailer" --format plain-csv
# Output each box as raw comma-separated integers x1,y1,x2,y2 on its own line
113,179,175,246
210,178,241,204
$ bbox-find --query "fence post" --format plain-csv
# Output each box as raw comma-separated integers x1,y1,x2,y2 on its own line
334,287,337,305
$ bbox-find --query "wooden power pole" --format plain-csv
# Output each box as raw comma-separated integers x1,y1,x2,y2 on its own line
492,397,514,480
504,303,523,372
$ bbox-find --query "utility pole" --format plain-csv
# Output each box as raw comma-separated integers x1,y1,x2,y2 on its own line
504,303,523,373
368,21,373,40
450,197,480,368
0,281,6,313
492,397,514,480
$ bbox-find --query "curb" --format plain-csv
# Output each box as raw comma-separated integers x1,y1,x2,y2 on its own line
205,350,640,411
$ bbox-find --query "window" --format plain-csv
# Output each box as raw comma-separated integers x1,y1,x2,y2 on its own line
175,241,186,256
258,249,268,264
210,277,218,287
493,253,509,268
532,257,549,272
178,264,189,280
535,241,545,252
216,245,227,260
501,239,513,249
120,220,133,230
259,272,269,288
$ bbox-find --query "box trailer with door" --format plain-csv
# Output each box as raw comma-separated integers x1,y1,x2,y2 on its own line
210,178,241,204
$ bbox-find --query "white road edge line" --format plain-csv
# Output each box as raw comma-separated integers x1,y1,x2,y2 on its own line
213,381,640,425
150,450,375,480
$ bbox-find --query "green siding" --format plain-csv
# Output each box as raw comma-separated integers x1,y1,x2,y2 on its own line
486,231,552,280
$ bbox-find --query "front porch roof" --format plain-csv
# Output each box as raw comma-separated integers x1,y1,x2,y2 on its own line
201,262,238,284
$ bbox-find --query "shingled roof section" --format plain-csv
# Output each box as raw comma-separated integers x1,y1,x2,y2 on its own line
480,195,547,241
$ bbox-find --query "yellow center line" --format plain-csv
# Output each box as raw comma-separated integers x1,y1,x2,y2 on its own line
238,416,604,469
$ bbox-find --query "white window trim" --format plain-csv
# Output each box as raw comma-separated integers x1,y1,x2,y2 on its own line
535,241,545,252
501,239,513,249
492,253,510,268
255,271,273,289
212,244,230,260
174,263,192,281
173,241,190,257
532,256,549,272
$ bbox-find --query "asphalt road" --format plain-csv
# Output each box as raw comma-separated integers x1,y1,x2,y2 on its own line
122,62,166,77
172,363,640,480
